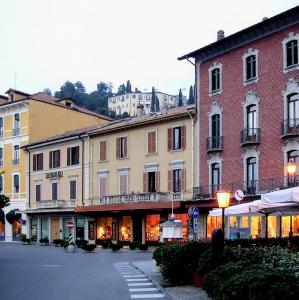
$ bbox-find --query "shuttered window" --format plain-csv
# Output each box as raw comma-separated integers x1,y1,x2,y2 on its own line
167,126,186,151
52,182,58,200
70,180,77,200
67,146,79,166
99,141,107,161
36,184,41,202
168,169,185,192
119,174,128,195
147,131,156,154
99,177,107,197
116,137,127,159
33,153,43,171
49,150,60,168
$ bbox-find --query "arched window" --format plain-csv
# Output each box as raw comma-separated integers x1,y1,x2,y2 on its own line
246,157,256,193
246,55,256,80
246,105,257,135
211,163,220,191
288,93,299,125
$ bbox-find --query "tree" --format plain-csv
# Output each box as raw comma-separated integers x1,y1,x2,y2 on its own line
151,87,156,112
135,88,141,93
43,88,52,96
125,80,132,93
188,85,194,104
117,84,126,95
155,96,160,112
0,194,10,209
178,89,183,107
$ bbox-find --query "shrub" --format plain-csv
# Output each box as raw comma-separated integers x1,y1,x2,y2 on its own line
53,239,61,245
110,243,122,251
129,242,137,250
82,243,96,252
219,268,299,300
138,243,149,251
75,240,83,247
101,241,110,249
203,261,253,298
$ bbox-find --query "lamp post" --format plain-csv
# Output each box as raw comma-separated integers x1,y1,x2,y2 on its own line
287,162,296,187
216,191,230,238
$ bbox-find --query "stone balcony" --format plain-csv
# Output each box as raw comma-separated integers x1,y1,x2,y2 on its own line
36,199,76,209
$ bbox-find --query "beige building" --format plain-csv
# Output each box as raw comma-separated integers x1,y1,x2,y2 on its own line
108,91,185,117
24,105,196,243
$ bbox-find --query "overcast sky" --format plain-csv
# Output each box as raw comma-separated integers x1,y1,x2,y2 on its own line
0,0,297,96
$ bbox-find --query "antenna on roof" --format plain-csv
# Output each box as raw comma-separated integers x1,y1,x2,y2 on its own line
14,72,17,89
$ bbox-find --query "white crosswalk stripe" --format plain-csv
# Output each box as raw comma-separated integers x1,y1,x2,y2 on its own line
114,262,164,299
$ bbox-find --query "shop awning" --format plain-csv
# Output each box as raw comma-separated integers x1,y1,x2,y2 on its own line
261,186,299,204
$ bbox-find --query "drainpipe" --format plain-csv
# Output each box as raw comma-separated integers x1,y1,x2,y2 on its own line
188,111,195,194
79,135,85,206
24,147,31,208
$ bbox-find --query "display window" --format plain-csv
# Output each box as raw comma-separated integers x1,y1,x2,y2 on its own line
267,216,277,238
250,216,261,238
97,217,112,240
13,220,21,241
207,216,222,238
41,218,49,239
119,216,131,241
168,214,188,240
281,215,299,237
229,216,250,239
63,218,72,239
146,215,160,242
0,221,5,240
30,219,38,241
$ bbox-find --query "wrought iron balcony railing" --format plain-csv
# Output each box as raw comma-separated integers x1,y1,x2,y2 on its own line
88,192,184,206
36,199,76,209
240,128,260,146
193,175,299,200
281,119,299,137
12,128,20,136
206,136,223,152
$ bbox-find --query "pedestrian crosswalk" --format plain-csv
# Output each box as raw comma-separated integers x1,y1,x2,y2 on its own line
114,262,165,299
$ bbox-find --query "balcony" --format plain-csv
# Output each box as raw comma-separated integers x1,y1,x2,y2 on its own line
206,136,223,153
88,192,184,206
281,119,299,138
193,175,299,200
36,199,76,209
12,128,20,136
12,158,19,165
240,128,260,146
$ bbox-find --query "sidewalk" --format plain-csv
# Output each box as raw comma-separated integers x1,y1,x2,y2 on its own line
132,260,210,300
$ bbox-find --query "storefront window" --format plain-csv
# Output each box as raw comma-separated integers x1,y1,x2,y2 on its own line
146,215,160,242
168,214,188,240
119,216,131,241
97,217,112,240
207,216,222,238
30,219,38,241
268,216,277,238
281,215,299,237
13,220,21,241
41,218,49,239
229,216,250,239
76,218,85,240
63,218,72,239
250,216,261,238
0,221,5,241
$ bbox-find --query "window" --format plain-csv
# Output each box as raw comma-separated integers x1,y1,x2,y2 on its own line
147,131,157,154
14,113,20,129
70,180,76,200
167,126,186,151
13,174,19,193
0,147,3,166
286,40,298,67
210,114,221,148
116,137,127,159
33,153,43,171
287,150,299,186
168,169,185,193
0,117,3,137
119,174,128,195
211,163,220,191
99,177,107,198
35,184,41,202
211,68,220,91
246,55,256,80
287,93,299,126
52,182,58,200
49,150,60,168
99,141,107,161
247,105,257,135
13,145,19,164
143,171,160,193
0,175,3,194
246,157,257,193
67,146,79,166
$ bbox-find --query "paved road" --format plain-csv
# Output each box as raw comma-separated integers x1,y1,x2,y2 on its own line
0,243,162,300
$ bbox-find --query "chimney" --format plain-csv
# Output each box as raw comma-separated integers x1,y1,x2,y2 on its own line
217,30,225,41
262,17,268,21
136,102,145,116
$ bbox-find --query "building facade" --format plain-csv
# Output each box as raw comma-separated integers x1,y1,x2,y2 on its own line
0,89,110,241
179,6,299,239
108,91,186,117
24,105,196,243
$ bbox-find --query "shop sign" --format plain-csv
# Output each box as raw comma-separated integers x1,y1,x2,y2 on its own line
88,221,95,240
46,171,63,179
76,219,85,227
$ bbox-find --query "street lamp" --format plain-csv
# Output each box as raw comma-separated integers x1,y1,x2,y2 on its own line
287,162,296,187
216,191,230,237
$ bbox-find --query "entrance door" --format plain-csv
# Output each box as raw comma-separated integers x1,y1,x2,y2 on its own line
132,215,142,243
51,218,60,241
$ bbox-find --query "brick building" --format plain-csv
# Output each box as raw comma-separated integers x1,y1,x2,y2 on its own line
179,6,299,238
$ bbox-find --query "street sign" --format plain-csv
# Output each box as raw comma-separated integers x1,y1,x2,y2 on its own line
188,207,193,216
66,221,74,230
234,190,244,201
193,218,198,234
193,207,199,218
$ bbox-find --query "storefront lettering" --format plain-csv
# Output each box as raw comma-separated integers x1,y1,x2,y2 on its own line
46,171,63,179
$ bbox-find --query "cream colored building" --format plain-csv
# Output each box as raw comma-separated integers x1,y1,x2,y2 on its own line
108,91,185,117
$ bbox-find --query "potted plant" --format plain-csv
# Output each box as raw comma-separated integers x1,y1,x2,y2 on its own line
137,243,149,251
82,243,96,252
53,239,61,247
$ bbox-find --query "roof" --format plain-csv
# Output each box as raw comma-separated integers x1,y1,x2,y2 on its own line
88,104,195,136
5,88,31,97
178,5,299,62
0,95,8,99
0,90,112,121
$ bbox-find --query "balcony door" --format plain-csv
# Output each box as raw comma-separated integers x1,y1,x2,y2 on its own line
246,157,257,194
288,93,299,127
247,105,257,136
211,163,220,192
287,150,299,186
211,114,220,148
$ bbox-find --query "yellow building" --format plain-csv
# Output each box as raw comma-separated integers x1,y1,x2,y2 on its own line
0,89,111,241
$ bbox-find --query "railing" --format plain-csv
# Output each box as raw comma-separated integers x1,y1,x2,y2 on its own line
88,192,184,205
36,199,76,209
206,136,223,152
240,128,260,146
12,128,20,136
12,158,19,165
281,119,299,137
193,175,299,200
